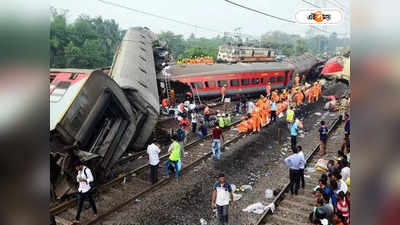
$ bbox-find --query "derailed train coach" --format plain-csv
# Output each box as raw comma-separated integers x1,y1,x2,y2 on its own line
50,27,161,199
50,69,137,199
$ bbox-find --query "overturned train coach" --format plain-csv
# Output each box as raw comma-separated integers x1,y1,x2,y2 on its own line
161,54,321,98
50,27,161,199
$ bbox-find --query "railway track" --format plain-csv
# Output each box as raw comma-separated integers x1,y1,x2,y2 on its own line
255,116,342,225
50,100,240,215
52,118,243,224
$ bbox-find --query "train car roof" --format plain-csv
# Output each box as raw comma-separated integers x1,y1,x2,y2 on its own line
163,62,295,78
50,68,95,74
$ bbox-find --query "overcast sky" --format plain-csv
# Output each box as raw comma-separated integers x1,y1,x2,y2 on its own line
50,0,350,38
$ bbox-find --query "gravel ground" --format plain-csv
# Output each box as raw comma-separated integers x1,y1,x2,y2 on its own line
96,82,348,225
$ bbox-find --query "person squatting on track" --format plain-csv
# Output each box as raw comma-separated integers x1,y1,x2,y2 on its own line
212,125,224,160
284,147,304,195
74,163,97,224
211,173,233,225
147,139,161,184
164,135,181,181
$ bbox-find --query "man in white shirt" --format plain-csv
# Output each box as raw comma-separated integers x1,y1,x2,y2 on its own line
147,140,161,184
284,148,302,195
334,173,348,194
247,101,255,114
297,146,306,189
212,173,233,225
74,163,97,223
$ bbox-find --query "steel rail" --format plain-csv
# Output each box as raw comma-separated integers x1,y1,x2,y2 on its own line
255,117,341,225
50,119,241,215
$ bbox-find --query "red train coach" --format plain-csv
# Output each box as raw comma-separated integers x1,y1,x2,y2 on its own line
163,54,319,97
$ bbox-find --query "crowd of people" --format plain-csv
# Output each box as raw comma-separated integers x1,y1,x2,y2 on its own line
309,125,351,225
176,56,214,65
64,72,350,225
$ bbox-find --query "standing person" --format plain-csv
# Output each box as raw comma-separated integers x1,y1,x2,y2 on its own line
212,125,224,160
270,100,277,122
220,84,226,103
218,113,225,128
164,135,180,180
286,107,295,130
247,100,255,114
147,140,161,184
211,173,234,225
191,111,198,133
74,163,97,224
290,119,301,150
170,89,176,106
176,124,186,158
319,121,329,156
344,113,350,135
265,82,271,97
284,147,301,195
204,105,210,124
297,146,306,189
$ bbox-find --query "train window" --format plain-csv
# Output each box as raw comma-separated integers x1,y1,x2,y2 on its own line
241,79,249,85
269,77,276,83
260,78,264,84
50,81,71,102
230,79,239,87
205,81,216,88
190,82,203,89
277,76,284,82
218,80,228,87
252,78,260,84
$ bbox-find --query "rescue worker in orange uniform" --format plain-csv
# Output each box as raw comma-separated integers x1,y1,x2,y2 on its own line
256,95,264,108
263,97,271,125
170,89,176,106
315,81,322,101
280,89,288,102
265,82,272,97
251,107,261,132
271,90,279,103
246,115,254,132
237,117,249,133
305,86,313,104
259,96,268,127
296,88,305,107
294,74,300,87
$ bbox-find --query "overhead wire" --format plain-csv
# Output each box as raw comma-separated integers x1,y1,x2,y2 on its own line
98,0,225,35
223,0,297,23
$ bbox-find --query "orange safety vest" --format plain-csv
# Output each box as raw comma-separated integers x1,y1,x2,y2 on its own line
237,121,248,133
